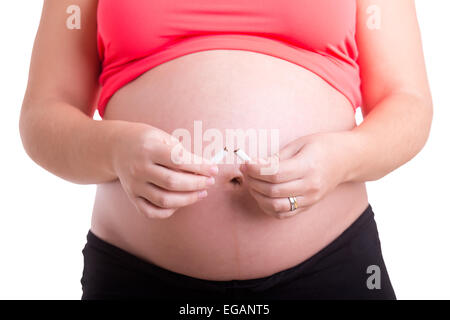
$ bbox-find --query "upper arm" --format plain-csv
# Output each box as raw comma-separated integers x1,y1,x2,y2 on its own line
23,0,100,117
356,0,432,116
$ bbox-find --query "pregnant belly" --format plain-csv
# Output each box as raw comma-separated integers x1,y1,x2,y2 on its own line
91,50,368,280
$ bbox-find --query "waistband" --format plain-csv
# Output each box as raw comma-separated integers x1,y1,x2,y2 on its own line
85,203,374,293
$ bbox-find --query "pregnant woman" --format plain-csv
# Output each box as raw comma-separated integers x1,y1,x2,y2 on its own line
19,0,432,300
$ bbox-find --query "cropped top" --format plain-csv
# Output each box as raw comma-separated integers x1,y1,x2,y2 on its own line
96,0,362,118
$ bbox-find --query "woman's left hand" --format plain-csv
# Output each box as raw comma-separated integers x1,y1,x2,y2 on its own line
241,131,356,219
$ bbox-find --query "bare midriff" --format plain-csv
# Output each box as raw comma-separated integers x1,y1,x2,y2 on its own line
91,50,368,281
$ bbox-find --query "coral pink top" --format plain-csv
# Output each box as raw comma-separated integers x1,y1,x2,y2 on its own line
96,0,361,118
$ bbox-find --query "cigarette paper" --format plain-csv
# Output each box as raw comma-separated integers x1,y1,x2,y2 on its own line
234,148,252,162
211,147,228,164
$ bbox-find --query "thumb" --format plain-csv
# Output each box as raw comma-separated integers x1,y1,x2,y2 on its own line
277,136,309,161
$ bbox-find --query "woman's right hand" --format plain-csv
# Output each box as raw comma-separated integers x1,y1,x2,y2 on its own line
111,122,218,219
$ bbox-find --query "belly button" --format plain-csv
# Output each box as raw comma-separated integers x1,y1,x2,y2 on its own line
229,176,243,186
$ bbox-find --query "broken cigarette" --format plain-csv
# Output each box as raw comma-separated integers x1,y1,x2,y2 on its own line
234,148,252,162
211,147,228,164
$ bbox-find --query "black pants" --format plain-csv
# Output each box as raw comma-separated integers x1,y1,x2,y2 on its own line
81,204,396,300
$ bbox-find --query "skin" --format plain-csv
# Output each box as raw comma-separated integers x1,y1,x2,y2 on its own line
20,0,432,280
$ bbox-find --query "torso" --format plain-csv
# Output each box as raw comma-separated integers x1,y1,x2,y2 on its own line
91,50,368,281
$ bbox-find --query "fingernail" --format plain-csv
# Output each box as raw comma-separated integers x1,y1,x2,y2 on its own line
206,177,215,186
198,190,208,199
210,166,219,175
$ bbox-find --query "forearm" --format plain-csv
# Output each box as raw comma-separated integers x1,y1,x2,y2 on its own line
19,99,127,184
341,91,433,183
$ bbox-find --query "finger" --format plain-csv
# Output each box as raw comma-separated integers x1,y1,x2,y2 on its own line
134,196,175,219
276,200,315,219
245,175,307,198
248,188,299,215
277,143,299,161
248,188,310,219
243,157,305,183
152,142,219,177
147,164,215,191
138,182,208,209
277,136,311,160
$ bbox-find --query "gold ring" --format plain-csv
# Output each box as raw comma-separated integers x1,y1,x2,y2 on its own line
288,196,298,211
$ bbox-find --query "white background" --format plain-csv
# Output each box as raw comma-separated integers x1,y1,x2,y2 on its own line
0,1,449,300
